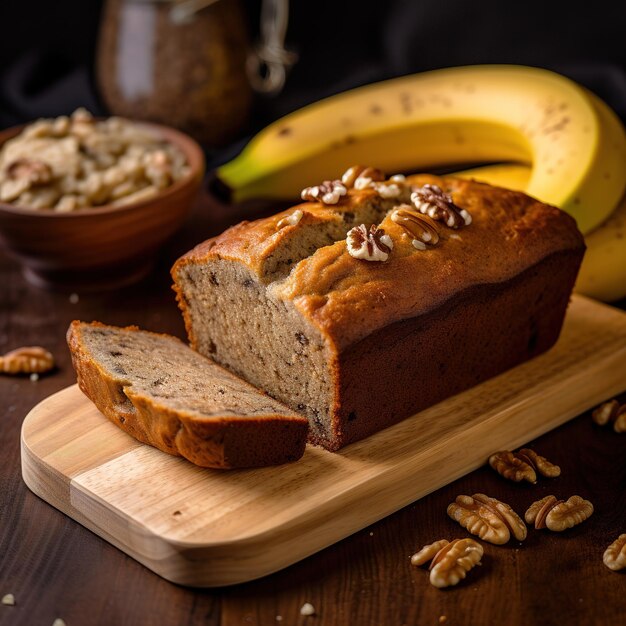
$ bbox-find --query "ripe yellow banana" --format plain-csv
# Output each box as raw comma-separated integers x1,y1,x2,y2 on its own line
575,195,626,302
454,163,531,191
454,163,626,302
217,65,626,234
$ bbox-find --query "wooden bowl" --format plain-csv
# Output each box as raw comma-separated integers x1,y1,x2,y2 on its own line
0,121,205,291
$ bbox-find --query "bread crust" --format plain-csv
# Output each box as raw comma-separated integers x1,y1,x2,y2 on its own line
173,175,585,351
67,321,309,469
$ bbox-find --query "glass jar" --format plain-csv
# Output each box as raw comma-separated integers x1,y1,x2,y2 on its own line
96,0,253,147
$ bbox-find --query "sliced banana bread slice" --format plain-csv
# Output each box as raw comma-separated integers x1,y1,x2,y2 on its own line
67,321,309,469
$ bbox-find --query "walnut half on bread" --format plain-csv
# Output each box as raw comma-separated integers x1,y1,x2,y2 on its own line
172,170,585,451
67,321,308,469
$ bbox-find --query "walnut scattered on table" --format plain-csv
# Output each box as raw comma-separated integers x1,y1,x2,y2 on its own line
525,495,593,531
447,493,527,544
603,534,626,571
0,346,54,375
592,398,626,433
411,538,483,588
488,448,560,484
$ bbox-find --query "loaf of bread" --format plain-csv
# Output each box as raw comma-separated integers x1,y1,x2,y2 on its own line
67,321,309,468
172,168,585,451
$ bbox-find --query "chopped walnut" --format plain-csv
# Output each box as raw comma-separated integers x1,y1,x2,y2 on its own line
592,398,626,433
340,165,385,189
447,493,527,545
410,539,450,566
390,205,440,250
6,158,53,185
525,495,593,531
411,184,472,229
143,149,173,188
592,399,620,425
372,181,403,198
516,448,561,478
489,448,560,484
411,538,483,588
276,209,304,229
389,174,406,183
1,158,55,203
489,450,537,483
339,165,409,200
525,495,560,529
0,346,55,375
603,534,626,571
544,496,594,531
346,224,393,262
1,594,15,606
301,179,347,204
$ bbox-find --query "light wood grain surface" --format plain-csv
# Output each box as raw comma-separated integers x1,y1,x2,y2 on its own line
20,295,626,587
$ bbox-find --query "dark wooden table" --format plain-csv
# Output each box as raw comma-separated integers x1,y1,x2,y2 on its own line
1,191,625,626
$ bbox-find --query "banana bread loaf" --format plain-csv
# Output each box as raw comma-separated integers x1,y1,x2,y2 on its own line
172,168,585,450
67,321,309,468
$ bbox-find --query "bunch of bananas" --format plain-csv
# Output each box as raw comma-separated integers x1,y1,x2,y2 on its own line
217,65,626,302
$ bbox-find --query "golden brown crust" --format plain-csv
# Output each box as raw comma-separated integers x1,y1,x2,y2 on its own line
322,248,582,449
66,321,308,469
172,175,585,352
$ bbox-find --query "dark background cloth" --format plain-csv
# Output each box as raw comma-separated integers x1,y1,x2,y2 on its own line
1,0,626,165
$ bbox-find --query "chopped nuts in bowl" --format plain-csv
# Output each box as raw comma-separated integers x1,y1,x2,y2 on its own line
0,110,204,290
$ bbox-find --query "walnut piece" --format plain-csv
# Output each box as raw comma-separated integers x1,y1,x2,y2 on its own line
276,209,304,229
6,158,53,185
592,399,620,425
524,495,561,529
0,346,55,375
340,165,385,189
592,398,626,433
411,184,472,229
615,408,626,433
339,165,409,201
429,538,483,589
390,204,440,251
489,448,560,484
544,495,594,531
525,495,593,531
603,534,626,571
411,538,483,588
516,448,561,478
301,179,347,204
372,181,403,198
410,539,450,566
346,224,393,262
447,493,526,545
489,450,537,484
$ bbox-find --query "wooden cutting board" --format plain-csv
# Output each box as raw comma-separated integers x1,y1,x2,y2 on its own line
21,295,626,587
